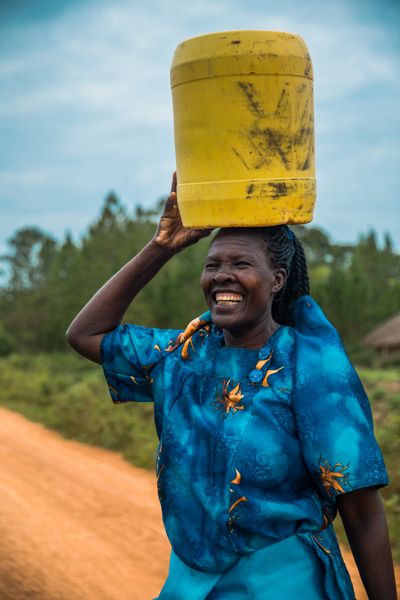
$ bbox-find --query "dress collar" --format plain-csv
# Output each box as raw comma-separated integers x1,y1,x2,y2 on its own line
196,310,287,383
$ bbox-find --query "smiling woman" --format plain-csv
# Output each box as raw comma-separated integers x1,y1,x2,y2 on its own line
200,226,309,347
201,231,286,347
66,174,397,600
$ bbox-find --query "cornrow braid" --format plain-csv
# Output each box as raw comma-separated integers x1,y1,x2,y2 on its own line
258,225,310,326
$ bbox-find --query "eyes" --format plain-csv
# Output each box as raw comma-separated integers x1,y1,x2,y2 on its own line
235,261,252,268
204,260,252,270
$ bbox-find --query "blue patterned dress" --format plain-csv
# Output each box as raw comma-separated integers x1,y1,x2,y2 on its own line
100,296,388,599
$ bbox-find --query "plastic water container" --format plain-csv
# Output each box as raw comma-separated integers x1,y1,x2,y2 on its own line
170,30,316,227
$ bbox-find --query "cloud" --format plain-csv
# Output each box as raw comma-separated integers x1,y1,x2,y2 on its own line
0,0,398,248
2,0,398,117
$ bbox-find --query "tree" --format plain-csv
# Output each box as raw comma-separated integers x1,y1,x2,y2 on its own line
0,194,398,355
1,227,56,292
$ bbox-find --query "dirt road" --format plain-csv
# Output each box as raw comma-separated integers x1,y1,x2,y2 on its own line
0,407,397,599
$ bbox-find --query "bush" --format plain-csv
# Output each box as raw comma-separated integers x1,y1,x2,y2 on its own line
0,325,15,356
0,353,158,469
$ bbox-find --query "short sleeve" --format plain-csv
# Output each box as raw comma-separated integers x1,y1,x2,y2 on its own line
292,296,389,501
100,324,180,403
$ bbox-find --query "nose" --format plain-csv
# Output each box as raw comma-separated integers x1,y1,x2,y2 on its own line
211,267,236,284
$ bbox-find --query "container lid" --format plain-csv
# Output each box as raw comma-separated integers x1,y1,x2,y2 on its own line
171,30,313,88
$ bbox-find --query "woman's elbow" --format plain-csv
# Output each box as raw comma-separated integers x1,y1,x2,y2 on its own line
66,327,104,364
65,322,80,351
65,323,87,357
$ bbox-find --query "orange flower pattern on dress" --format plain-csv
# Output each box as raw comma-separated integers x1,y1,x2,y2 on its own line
249,350,285,387
262,366,285,387
312,534,331,555
213,379,245,415
255,352,272,370
229,496,248,512
318,457,350,496
164,317,210,360
230,469,241,485
228,468,247,533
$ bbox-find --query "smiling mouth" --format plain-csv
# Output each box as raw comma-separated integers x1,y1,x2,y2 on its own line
214,292,244,306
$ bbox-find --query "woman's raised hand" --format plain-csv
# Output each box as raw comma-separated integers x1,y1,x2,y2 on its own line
153,172,213,253
67,172,212,363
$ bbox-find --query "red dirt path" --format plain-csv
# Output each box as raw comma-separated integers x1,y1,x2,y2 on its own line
0,407,398,599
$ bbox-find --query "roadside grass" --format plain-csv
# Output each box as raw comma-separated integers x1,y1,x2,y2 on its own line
0,353,398,559
334,365,400,560
0,353,159,469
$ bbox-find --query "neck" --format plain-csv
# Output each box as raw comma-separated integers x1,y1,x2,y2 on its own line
222,316,280,349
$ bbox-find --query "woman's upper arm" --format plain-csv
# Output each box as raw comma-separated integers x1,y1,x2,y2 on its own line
292,297,388,501
66,332,105,364
337,487,384,525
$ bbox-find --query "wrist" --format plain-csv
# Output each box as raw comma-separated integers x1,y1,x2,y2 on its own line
147,237,176,260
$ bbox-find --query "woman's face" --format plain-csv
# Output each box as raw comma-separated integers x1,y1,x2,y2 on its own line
200,230,286,343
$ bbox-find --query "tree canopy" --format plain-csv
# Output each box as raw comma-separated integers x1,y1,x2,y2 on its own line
1,193,399,355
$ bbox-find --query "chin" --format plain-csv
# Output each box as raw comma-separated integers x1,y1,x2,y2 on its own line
210,308,243,332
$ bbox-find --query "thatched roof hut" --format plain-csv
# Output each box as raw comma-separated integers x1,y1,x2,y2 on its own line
364,313,400,354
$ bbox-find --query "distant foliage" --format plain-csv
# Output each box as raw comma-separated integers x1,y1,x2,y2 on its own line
0,193,399,352
0,325,14,356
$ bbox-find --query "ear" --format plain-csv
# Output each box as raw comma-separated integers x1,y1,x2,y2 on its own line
271,268,287,294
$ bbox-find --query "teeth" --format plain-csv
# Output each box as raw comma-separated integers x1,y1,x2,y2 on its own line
215,293,243,304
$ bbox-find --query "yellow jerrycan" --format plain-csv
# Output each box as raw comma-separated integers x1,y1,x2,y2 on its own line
170,30,316,227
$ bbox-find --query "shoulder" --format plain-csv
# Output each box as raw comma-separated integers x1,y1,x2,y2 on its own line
272,325,296,365
101,323,183,369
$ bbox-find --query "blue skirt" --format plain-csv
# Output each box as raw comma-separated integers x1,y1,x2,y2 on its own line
156,532,355,600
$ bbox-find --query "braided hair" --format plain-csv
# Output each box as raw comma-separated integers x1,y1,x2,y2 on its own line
257,225,310,326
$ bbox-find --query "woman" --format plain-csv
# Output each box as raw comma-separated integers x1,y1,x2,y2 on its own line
67,174,397,599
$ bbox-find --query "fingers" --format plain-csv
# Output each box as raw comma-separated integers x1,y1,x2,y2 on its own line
186,227,213,245
195,227,214,239
185,228,214,246
167,191,177,203
164,191,178,213
170,171,177,194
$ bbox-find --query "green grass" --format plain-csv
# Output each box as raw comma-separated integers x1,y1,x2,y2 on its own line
0,353,398,559
0,352,158,469
332,364,400,559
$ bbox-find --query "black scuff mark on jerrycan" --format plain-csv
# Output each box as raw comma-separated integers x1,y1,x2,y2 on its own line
274,85,290,121
237,81,265,118
238,80,291,171
237,80,270,170
246,183,255,199
304,54,312,77
263,128,290,170
231,147,250,170
294,83,313,171
270,182,289,200
246,135,270,170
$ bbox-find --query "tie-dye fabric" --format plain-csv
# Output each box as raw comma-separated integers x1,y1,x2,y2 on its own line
100,295,388,599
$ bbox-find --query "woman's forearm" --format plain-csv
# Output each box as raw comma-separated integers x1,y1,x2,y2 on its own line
66,174,212,363
66,239,174,358
344,513,396,599
337,489,397,599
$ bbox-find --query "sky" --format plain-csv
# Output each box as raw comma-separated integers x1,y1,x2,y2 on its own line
0,0,399,266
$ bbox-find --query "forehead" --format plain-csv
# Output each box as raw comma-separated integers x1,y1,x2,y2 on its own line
207,230,268,260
